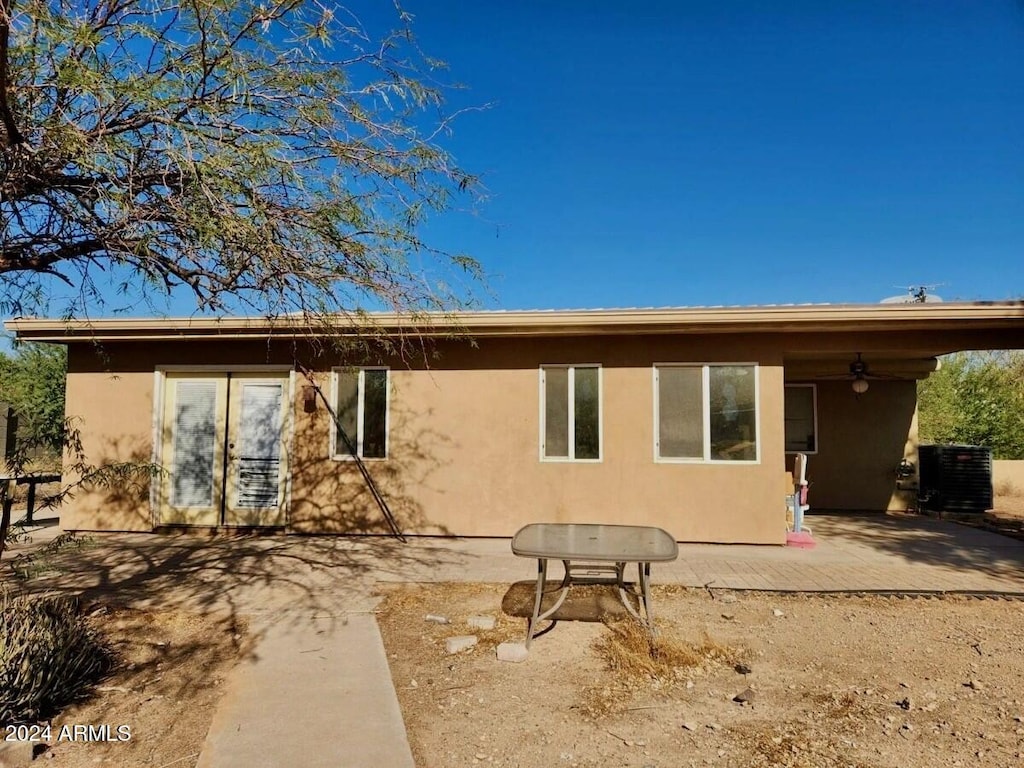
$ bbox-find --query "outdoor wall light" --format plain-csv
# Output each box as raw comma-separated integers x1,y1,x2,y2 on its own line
302,385,319,413
851,377,869,395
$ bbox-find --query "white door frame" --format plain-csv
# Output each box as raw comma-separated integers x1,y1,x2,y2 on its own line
151,366,296,528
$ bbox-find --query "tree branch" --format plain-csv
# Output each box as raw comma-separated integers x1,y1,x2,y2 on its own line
0,0,25,147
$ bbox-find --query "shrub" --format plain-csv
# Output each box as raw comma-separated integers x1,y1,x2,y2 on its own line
0,591,112,725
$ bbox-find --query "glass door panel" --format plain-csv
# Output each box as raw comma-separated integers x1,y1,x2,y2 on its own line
158,374,227,525
223,374,290,526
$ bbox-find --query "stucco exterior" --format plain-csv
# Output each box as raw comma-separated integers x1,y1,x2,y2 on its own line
58,336,787,542
993,461,1024,497
9,302,1024,544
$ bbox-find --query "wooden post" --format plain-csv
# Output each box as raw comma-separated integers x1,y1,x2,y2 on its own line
0,403,16,470
25,478,37,525
0,477,15,560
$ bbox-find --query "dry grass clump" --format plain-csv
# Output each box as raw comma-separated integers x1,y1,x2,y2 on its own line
580,618,745,716
809,690,861,718
595,618,743,680
376,583,521,651
741,726,876,768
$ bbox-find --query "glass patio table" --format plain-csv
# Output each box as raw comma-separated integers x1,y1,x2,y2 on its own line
511,523,679,647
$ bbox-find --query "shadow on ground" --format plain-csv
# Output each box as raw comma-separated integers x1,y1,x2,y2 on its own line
2,531,479,658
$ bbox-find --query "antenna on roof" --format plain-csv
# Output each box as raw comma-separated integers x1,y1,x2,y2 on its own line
880,284,944,304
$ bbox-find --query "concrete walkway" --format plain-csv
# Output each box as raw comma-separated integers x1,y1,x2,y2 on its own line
12,513,1024,768
196,609,412,768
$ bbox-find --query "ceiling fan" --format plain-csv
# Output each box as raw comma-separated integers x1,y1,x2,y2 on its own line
818,353,902,394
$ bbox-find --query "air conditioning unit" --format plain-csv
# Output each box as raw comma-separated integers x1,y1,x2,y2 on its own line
917,444,993,513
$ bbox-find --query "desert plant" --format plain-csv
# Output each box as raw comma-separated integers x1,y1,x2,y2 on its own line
0,590,112,725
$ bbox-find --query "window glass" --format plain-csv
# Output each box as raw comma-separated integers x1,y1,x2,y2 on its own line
709,366,757,461
657,366,703,458
784,385,816,452
656,364,758,462
574,366,600,460
334,368,388,459
236,383,283,508
544,367,570,458
362,369,388,459
335,371,359,453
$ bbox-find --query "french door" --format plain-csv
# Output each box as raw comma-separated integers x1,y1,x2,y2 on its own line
157,371,291,526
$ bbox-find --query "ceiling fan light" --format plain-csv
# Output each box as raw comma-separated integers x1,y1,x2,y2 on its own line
852,377,869,395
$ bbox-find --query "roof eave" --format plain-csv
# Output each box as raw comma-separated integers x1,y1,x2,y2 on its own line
6,302,1024,343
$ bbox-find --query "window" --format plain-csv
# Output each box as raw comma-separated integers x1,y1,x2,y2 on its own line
332,368,388,459
540,365,601,460
655,364,758,462
784,384,817,453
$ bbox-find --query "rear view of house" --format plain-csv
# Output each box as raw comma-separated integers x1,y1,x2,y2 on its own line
7,302,1024,544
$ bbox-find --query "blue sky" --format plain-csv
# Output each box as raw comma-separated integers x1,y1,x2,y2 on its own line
382,0,1024,309
8,1,1024,323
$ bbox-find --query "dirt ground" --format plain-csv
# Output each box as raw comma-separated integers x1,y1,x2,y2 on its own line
17,606,245,768
955,489,1024,539
378,583,1024,768
994,487,1024,515
1,485,1021,766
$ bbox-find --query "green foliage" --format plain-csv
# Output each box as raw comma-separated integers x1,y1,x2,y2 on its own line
0,590,112,725
0,0,484,319
918,351,1024,459
0,341,67,467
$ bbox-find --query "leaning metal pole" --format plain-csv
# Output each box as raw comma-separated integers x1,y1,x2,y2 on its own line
297,365,406,543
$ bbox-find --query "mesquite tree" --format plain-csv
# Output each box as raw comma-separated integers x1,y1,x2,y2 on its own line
918,351,1024,460
0,0,482,319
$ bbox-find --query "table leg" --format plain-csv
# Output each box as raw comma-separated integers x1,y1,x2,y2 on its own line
614,561,642,623
526,558,548,647
526,559,578,647
639,562,654,633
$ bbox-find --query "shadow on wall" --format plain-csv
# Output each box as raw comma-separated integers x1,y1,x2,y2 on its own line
288,394,455,536
62,390,455,536
59,436,156,531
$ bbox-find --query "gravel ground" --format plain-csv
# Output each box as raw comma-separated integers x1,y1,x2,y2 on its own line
379,583,1024,768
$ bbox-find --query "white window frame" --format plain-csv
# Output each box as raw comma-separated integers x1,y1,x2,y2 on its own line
539,364,603,463
784,383,818,455
653,363,761,464
330,367,390,461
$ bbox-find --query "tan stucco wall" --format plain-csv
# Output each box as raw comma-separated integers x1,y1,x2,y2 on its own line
291,353,786,543
994,461,1024,496
62,336,789,544
785,379,918,512
61,359,155,531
